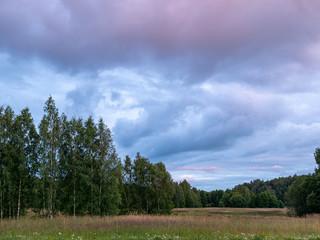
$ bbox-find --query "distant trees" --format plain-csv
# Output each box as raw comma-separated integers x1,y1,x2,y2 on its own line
242,175,297,203
172,179,285,209
285,148,320,216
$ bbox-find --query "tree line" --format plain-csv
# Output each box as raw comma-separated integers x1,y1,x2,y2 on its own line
0,97,174,219
172,179,285,209
1,96,318,218
173,150,320,216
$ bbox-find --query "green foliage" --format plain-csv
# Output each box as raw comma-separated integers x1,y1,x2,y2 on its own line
173,182,185,208
229,193,247,208
119,152,174,214
285,148,320,216
38,96,60,217
172,178,285,209
285,175,311,216
179,180,201,208
0,97,125,218
3,96,318,219
242,176,298,203
315,148,320,174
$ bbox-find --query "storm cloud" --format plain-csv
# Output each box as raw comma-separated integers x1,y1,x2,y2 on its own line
1,0,320,189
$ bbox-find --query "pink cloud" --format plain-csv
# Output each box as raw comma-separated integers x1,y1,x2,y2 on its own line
1,0,319,71
248,165,284,171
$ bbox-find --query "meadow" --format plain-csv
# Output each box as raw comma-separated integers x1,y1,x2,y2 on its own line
1,208,320,240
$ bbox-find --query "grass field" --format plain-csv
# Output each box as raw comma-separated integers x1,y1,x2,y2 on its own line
172,207,289,217
1,208,320,240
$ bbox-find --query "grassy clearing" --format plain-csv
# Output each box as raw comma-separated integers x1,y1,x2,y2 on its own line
0,209,320,240
172,207,289,217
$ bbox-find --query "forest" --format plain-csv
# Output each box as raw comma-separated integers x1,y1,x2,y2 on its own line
0,97,319,219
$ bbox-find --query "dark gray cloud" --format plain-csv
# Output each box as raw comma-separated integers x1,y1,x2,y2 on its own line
113,82,287,157
0,0,320,81
1,0,320,190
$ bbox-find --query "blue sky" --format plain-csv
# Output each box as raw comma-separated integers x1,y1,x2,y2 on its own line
1,0,320,190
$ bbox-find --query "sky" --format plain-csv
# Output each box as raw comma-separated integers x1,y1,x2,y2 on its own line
1,0,320,190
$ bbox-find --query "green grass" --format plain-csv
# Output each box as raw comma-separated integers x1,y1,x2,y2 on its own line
0,208,319,240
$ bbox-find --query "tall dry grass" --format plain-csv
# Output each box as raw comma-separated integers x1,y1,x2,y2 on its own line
1,214,320,237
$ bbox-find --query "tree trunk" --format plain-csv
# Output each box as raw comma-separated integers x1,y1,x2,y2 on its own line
0,179,2,221
8,182,11,219
17,178,21,219
73,178,76,218
121,182,129,213
42,177,46,216
73,150,77,218
50,129,53,219
18,135,25,220
53,188,56,215
146,199,148,214
90,154,93,215
99,178,102,216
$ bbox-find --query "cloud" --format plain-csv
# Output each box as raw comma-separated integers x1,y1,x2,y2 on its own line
1,0,320,191
66,83,106,118
173,175,196,183
114,81,287,157
0,0,320,80
176,166,221,172
248,165,284,171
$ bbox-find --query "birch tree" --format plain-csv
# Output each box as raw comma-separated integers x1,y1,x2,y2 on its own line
12,108,38,219
39,96,59,218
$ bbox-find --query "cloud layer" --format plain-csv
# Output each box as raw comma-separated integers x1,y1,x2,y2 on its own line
1,0,320,189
